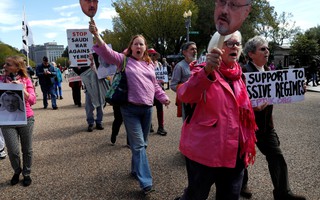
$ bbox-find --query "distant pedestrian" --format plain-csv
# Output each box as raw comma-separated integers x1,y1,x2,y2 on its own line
36,56,58,110
170,41,197,119
269,61,276,70
148,48,168,136
51,62,63,100
309,59,318,87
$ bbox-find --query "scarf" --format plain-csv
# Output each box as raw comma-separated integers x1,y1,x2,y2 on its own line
2,74,23,83
219,61,258,167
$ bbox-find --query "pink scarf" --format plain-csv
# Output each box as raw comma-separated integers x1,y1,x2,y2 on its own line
2,74,22,83
219,61,258,166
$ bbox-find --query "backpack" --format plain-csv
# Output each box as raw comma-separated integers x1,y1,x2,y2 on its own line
105,57,128,106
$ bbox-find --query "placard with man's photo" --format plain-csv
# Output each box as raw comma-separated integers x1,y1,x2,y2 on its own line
0,83,27,126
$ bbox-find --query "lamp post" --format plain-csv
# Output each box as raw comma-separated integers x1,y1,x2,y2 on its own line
183,10,192,42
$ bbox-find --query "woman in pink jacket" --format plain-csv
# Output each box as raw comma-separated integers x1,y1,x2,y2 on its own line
0,55,36,187
89,20,170,195
176,31,257,200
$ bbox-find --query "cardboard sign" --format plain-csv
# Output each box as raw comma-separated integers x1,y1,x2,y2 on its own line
0,83,27,126
244,69,305,107
66,70,82,82
155,65,168,83
67,29,93,67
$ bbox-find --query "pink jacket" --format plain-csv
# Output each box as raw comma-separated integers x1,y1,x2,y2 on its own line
93,43,169,106
0,76,36,118
177,67,242,168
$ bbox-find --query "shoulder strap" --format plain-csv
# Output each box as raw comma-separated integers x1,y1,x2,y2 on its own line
121,56,127,72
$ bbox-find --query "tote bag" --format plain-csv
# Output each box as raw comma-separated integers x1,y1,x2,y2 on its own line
105,57,128,105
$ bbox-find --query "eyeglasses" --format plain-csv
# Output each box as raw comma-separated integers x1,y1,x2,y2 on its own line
215,0,251,11
224,41,241,48
259,47,270,52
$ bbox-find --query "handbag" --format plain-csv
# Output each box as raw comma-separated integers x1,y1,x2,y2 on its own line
105,56,128,105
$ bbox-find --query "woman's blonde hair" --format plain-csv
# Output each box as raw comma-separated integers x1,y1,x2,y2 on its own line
5,56,29,78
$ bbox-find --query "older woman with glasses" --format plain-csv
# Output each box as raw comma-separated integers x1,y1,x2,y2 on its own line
242,36,306,200
175,30,257,200
0,55,36,187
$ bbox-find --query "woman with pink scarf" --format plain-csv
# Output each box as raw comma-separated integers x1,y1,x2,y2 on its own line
175,31,257,200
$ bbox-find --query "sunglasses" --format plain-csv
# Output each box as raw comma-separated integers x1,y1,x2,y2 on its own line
259,47,270,52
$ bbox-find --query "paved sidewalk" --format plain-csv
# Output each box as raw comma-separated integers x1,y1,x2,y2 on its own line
306,85,320,92
0,82,318,200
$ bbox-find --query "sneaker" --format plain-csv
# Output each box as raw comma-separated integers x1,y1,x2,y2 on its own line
150,124,154,133
240,186,252,199
23,176,32,187
0,148,7,159
157,127,167,136
143,186,155,195
53,107,58,110
11,173,20,185
96,124,104,130
60,96,63,100
87,124,94,132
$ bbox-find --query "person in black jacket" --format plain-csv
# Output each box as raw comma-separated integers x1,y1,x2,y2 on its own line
241,36,306,200
36,56,58,109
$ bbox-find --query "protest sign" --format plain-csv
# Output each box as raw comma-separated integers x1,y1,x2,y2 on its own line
0,83,27,126
67,29,93,67
155,66,168,83
244,69,305,107
66,70,82,83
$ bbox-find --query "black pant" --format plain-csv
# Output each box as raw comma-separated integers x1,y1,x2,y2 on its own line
181,157,244,200
154,98,164,129
112,105,123,138
243,129,291,198
71,85,81,106
111,105,129,145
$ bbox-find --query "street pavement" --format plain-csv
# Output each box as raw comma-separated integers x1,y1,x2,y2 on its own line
0,82,319,200
307,85,320,93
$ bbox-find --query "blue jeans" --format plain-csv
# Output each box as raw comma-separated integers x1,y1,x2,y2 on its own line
40,84,57,108
55,81,62,97
121,104,153,189
85,92,103,125
180,157,244,200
